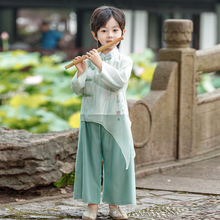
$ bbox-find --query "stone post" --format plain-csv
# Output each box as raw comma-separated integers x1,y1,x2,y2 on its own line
159,19,197,159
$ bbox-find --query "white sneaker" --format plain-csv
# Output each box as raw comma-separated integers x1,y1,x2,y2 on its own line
82,205,98,220
109,206,128,219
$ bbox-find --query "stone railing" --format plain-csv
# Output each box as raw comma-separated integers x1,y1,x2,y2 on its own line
130,19,220,170
1,19,220,190
195,45,220,155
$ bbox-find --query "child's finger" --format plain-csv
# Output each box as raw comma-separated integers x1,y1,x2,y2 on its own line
74,56,87,65
87,51,93,58
87,50,98,58
74,56,81,60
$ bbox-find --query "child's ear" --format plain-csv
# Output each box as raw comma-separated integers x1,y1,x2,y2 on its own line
122,29,126,37
91,31,98,41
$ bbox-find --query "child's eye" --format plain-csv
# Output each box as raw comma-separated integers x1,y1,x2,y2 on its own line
113,29,119,32
101,30,106,32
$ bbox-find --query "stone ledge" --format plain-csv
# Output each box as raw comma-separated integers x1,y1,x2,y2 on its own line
0,127,79,190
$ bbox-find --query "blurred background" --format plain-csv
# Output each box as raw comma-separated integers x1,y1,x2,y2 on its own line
1,0,220,133
1,0,220,54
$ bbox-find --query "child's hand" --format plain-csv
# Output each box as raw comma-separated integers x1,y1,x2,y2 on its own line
75,56,87,78
86,49,102,71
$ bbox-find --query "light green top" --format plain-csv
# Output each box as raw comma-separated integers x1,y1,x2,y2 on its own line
70,48,135,169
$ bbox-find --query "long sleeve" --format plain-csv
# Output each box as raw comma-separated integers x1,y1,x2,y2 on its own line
70,71,87,95
72,49,135,169
97,55,133,91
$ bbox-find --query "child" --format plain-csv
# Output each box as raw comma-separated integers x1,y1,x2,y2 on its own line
71,6,136,220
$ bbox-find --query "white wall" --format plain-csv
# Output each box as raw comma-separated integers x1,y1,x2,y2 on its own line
120,10,132,55
200,12,217,49
120,10,148,55
133,11,148,53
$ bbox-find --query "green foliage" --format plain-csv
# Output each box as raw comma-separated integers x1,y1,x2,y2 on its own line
0,50,80,133
127,78,151,99
127,49,156,99
197,73,220,94
54,171,75,188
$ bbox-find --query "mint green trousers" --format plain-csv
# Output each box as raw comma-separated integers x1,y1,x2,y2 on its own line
73,121,136,205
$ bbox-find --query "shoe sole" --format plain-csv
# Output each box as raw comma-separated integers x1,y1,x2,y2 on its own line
109,215,128,220
82,217,95,220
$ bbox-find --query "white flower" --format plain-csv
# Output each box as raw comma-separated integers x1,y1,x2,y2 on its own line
23,75,43,85
134,66,144,77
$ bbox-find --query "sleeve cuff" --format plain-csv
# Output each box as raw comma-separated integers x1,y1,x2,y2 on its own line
77,72,87,86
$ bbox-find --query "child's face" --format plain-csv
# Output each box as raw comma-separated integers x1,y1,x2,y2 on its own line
92,17,125,54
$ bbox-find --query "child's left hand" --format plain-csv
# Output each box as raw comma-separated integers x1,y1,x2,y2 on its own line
86,49,102,71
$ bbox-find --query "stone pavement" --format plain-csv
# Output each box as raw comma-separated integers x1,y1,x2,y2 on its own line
0,155,220,219
137,156,220,195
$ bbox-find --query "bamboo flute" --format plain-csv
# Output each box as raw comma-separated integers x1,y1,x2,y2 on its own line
65,36,124,69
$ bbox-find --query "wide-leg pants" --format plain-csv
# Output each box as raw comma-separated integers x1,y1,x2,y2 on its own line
73,121,136,205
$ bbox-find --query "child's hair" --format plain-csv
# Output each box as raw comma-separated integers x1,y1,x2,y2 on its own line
90,6,125,48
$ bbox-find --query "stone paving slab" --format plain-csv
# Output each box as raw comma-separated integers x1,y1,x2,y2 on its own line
137,175,220,195
0,189,219,219
136,157,220,195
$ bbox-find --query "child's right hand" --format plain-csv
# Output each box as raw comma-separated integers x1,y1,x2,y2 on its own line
75,56,87,78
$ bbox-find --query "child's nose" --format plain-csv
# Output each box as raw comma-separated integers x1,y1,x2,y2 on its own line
108,31,113,38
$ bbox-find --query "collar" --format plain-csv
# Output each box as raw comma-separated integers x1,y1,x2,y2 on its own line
100,47,119,60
